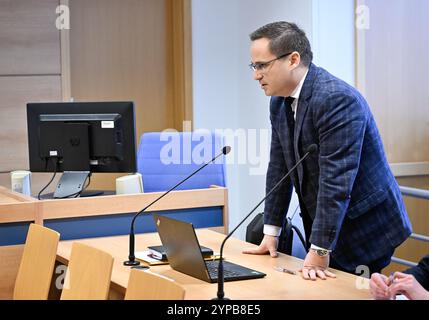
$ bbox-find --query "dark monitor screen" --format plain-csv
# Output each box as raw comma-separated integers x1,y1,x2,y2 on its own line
26,102,137,198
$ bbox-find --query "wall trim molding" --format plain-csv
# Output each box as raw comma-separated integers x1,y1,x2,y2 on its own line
168,0,193,131
390,162,429,177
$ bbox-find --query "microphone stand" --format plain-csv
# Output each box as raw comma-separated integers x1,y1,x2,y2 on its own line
124,146,231,266
214,144,317,299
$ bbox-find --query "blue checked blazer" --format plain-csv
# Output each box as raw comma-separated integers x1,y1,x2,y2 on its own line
264,63,412,271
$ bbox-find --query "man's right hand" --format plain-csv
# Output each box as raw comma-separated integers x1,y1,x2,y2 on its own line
242,234,279,258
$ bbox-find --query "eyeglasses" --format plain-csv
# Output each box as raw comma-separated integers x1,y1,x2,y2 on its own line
249,52,293,72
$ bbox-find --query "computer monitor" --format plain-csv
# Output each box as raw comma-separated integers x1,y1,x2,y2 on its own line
27,101,137,198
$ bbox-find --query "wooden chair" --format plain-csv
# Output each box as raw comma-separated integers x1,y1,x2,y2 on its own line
13,223,60,300
60,242,114,300
125,269,185,300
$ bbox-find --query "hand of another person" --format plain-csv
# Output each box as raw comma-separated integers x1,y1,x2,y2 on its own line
389,272,429,300
300,249,336,280
242,234,279,258
370,273,393,300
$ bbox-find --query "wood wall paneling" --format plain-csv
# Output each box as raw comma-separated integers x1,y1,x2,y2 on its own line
69,0,172,190
68,0,193,190
0,0,61,75
0,1,63,194
0,0,194,192
0,76,62,172
69,0,174,135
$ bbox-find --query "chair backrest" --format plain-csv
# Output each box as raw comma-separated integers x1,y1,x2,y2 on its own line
13,223,60,300
288,203,307,259
137,132,227,192
125,269,185,300
245,193,308,259
60,242,114,300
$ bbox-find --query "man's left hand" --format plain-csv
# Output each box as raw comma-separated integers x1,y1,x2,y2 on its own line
300,250,336,280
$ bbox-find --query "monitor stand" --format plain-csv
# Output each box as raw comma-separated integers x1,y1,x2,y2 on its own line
53,171,90,199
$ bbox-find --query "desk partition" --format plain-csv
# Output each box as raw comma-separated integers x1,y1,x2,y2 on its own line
0,186,228,299
0,186,228,245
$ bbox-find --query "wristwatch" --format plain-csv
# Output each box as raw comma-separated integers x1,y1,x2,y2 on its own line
312,248,329,257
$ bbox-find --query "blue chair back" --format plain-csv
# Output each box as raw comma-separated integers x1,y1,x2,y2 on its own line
137,132,227,192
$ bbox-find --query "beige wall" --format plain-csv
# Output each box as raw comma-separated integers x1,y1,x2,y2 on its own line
356,0,429,165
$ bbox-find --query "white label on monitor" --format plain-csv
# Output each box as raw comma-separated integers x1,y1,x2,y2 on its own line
101,121,114,129
49,150,58,156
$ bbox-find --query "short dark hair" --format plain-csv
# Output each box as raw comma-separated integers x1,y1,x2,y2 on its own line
250,21,313,67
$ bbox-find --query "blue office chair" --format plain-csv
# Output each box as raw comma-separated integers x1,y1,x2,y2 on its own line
137,132,227,192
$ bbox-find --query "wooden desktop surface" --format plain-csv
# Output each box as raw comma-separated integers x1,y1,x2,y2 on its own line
56,230,372,300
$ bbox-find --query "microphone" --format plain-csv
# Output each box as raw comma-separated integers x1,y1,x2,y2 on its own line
124,145,231,266
213,144,318,299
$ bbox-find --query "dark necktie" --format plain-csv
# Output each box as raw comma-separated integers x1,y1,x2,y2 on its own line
284,96,299,189
284,97,295,141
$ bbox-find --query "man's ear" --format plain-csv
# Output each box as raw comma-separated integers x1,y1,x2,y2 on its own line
289,52,301,68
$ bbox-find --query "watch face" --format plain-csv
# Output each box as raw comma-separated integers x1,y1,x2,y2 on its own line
317,249,328,257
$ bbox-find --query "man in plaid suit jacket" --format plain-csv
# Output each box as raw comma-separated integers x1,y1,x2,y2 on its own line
243,22,412,279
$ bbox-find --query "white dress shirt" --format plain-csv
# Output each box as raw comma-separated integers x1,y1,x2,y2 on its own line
289,69,308,119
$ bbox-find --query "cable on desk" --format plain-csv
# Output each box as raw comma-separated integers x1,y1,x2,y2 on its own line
37,157,58,200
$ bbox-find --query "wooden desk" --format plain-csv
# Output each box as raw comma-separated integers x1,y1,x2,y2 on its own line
56,230,372,300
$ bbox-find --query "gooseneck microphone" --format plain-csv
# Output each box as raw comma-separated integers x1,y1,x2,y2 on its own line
214,144,318,300
124,146,231,266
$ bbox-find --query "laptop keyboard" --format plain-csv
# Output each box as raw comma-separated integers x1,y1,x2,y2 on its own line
205,260,240,279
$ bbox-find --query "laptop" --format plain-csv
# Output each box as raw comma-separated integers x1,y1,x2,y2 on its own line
153,214,266,283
